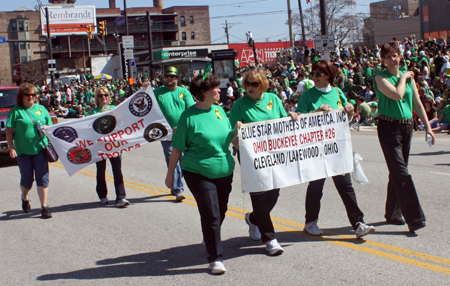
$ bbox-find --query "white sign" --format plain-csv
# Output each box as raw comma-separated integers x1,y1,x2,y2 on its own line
124,49,134,60
48,59,56,64
315,35,335,51
40,5,96,36
122,36,134,49
43,87,172,176
239,109,353,193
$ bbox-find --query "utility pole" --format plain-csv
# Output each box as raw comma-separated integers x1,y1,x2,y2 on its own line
287,0,294,47
319,0,327,35
146,11,154,81
45,7,55,88
225,20,229,44
297,0,307,47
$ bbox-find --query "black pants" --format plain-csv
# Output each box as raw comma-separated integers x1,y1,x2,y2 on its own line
95,156,126,203
377,119,425,225
305,173,364,230
248,189,280,243
183,170,233,263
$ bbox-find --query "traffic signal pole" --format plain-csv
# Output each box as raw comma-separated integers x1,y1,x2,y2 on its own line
45,7,55,88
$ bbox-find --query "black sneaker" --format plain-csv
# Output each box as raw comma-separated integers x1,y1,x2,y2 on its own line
408,221,426,232
41,207,52,219
22,198,31,213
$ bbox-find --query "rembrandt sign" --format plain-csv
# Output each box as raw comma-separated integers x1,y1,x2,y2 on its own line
40,5,97,36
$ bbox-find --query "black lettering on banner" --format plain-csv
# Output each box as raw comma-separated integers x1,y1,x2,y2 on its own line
337,110,347,123
324,142,339,155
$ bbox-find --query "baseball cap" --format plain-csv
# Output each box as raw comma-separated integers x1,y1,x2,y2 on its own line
349,99,357,105
419,51,425,56
370,102,378,107
164,66,179,76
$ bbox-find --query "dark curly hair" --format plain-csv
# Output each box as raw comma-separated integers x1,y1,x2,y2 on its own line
189,74,220,102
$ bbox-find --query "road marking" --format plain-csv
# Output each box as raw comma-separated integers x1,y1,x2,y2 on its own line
430,172,450,176
51,162,450,275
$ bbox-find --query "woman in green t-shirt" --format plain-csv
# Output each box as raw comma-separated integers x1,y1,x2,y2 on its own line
165,75,238,275
292,60,375,239
373,42,434,232
89,86,130,208
6,83,53,219
229,68,287,256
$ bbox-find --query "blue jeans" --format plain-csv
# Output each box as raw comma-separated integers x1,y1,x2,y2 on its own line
16,150,49,189
161,141,184,195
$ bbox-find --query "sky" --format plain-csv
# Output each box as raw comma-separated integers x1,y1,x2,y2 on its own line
4,0,371,44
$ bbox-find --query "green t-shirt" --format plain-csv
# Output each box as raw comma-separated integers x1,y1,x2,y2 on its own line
229,92,287,127
295,87,348,113
343,84,356,93
373,70,413,119
85,90,93,102
154,86,195,129
363,68,373,79
89,105,116,115
399,65,408,72
358,102,371,119
235,77,245,93
172,105,235,179
6,104,52,156
441,105,450,124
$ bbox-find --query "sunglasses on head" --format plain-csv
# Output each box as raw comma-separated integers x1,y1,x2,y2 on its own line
310,71,324,78
98,93,109,98
23,93,36,97
245,81,261,88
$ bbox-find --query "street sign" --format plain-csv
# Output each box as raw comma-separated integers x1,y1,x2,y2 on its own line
0,36,6,44
315,35,335,51
48,68,57,72
122,36,134,49
48,59,56,64
115,16,125,26
124,49,134,60
130,58,136,67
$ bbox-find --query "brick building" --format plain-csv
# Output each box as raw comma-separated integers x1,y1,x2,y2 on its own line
420,0,450,40
0,0,211,85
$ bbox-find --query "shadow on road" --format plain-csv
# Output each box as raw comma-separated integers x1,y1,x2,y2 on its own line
0,195,173,221
410,150,450,156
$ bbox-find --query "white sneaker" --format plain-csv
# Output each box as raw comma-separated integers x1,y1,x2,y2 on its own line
116,199,130,208
208,261,226,274
99,198,108,204
266,239,284,256
304,220,323,236
245,213,261,241
176,193,185,201
355,222,375,238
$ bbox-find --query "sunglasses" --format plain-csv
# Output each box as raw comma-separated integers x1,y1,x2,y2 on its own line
23,93,36,97
98,94,109,98
310,72,324,78
245,81,261,88
164,74,177,78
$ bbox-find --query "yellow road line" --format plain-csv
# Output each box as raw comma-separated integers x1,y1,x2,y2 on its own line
50,162,450,274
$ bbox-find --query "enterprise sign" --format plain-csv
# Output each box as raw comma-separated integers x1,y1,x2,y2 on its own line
155,49,209,60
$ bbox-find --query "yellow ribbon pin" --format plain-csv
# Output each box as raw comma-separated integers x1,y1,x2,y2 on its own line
179,92,184,99
267,100,273,110
337,100,343,108
215,109,222,119
35,109,42,115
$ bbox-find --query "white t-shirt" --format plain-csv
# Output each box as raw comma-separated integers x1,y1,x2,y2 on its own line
55,91,62,101
227,86,233,98
296,79,315,93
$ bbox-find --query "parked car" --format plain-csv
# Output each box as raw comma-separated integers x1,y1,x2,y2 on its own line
0,86,58,156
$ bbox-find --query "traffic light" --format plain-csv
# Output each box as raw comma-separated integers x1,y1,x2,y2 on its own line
98,21,106,36
86,25,93,39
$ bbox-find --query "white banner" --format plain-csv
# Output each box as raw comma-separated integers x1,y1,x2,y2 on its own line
41,5,97,36
44,87,172,176
239,109,353,193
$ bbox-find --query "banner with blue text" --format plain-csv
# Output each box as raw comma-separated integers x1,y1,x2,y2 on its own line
44,87,172,176
239,109,353,193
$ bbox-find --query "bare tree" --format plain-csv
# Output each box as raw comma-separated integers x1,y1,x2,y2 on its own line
292,0,363,47
20,60,47,85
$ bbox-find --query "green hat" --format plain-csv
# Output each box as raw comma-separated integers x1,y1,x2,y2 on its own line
349,99,357,105
370,102,378,107
165,66,179,76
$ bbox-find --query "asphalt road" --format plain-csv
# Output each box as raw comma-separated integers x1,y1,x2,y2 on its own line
1,127,450,285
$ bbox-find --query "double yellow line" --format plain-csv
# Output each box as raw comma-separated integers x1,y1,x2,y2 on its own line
51,162,450,275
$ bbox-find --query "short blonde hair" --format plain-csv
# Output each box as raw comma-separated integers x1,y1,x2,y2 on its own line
94,86,111,106
242,68,269,92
